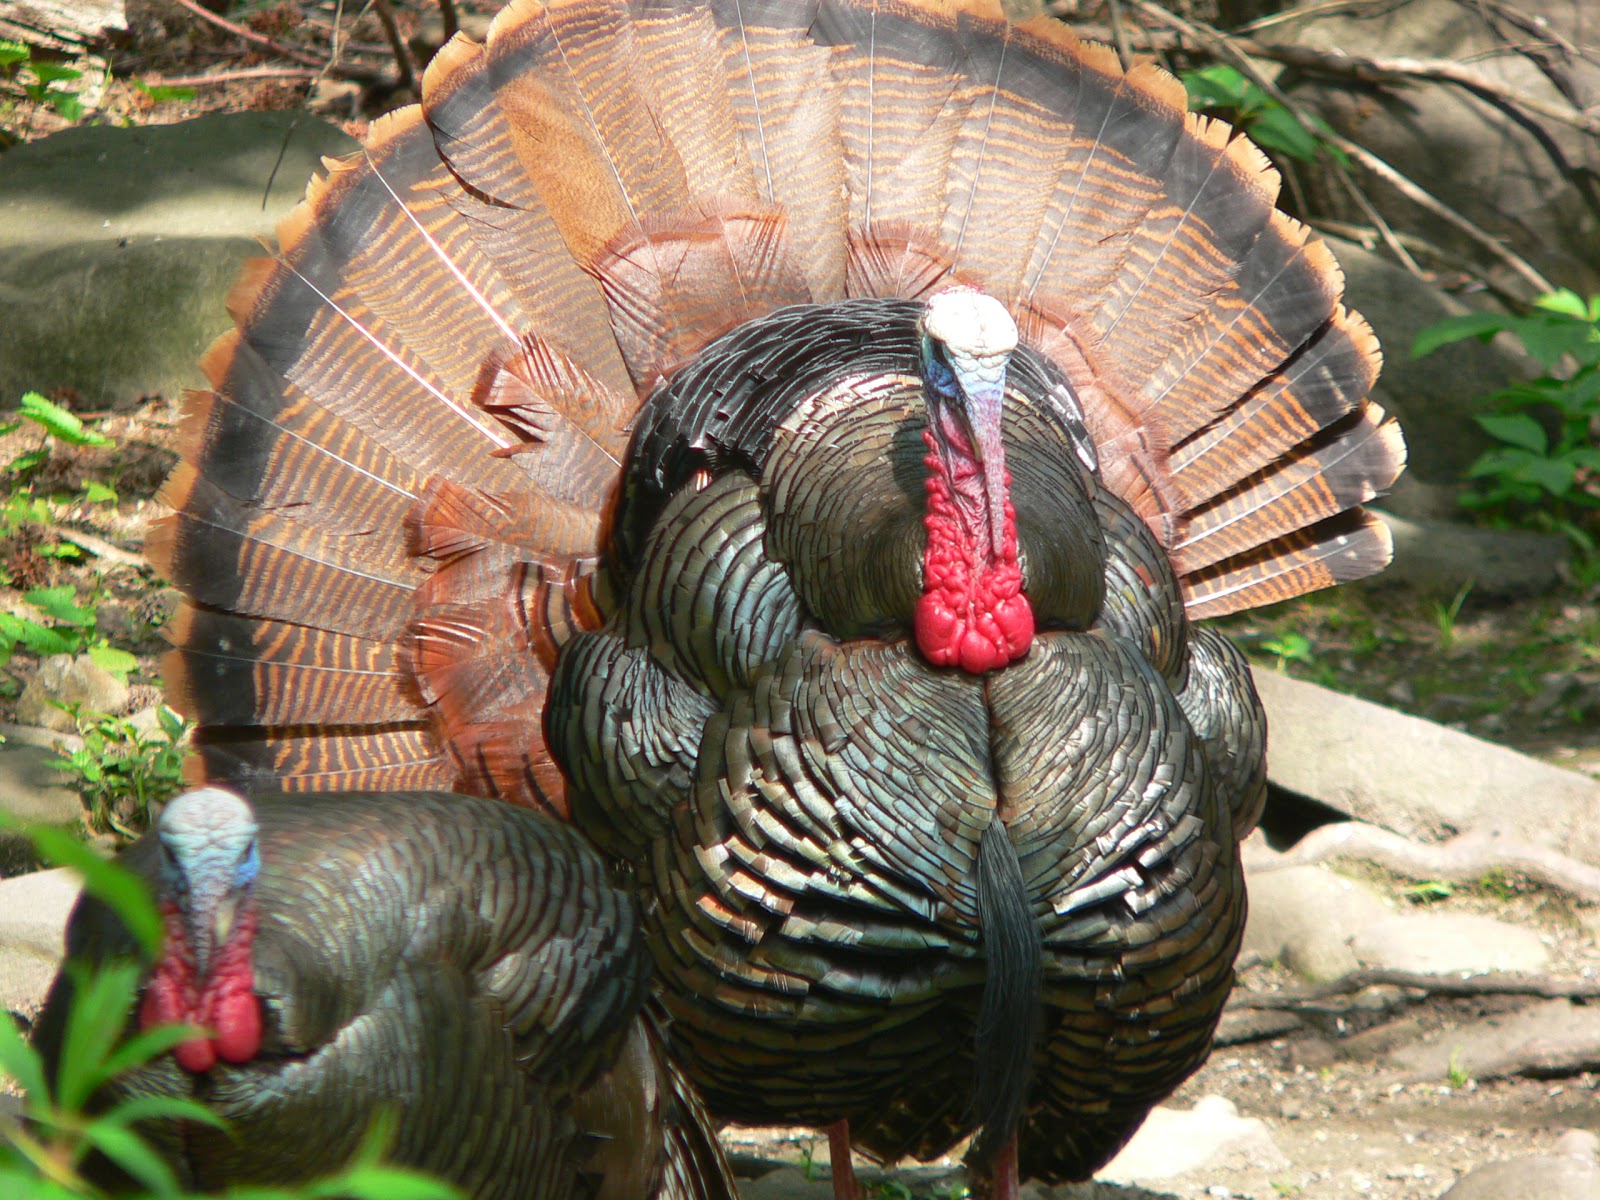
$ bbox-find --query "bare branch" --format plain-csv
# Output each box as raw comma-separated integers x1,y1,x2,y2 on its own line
166,0,387,85
369,0,418,95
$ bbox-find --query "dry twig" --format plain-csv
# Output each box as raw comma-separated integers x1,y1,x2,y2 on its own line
167,0,387,85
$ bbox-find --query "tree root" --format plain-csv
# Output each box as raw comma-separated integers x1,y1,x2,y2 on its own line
1258,821,1600,905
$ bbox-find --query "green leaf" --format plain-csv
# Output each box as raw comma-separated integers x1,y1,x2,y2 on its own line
131,80,196,104
23,585,93,627
0,1002,49,1101
1474,412,1547,454
83,1119,182,1197
1247,104,1321,163
27,63,79,86
99,1023,210,1082
17,392,112,448
1535,288,1590,319
1520,454,1577,496
1179,64,1252,110
88,643,138,681
55,962,141,1111
93,1091,228,1133
0,40,28,68
1411,312,1512,358
0,1167,80,1200
308,1167,464,1200
82,481,117,504
7,448,48,475
1513,312,1594,369
1,819,163,957
15,621,76,657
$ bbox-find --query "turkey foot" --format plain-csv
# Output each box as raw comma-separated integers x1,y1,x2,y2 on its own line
827,1119,861,1200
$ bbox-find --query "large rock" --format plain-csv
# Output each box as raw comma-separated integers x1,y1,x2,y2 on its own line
1441,1131,1600,1200
0,866,79,1020
1253,668,1600,865
1349,912,1550,976
0,112,358,407
1098,1096,1287,1184
1242,862,1390,981
0,743,83,877
1388,999,1600,1084
1285,0,1600,295
15,653,130,732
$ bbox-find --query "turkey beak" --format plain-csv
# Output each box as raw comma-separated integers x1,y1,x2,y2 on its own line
179,876,242,980
951,353,1012,558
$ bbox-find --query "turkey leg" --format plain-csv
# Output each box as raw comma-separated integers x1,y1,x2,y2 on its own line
827,1119,861,1200
991,1134,1020,1200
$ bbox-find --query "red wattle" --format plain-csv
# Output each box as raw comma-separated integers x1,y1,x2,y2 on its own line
139,901,261,1073
916,444,1033,673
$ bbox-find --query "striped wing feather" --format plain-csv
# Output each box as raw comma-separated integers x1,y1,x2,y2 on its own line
160,0,1398,795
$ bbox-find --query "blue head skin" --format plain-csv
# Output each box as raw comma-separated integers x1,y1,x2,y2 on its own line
155,787,261,978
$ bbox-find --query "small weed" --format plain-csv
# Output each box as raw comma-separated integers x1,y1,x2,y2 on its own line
1446,1048,1473,1089
1271,1183,1305,1198
798,1140,818,1182
1260,631,1314,671
49,705,188,840
1476,869,1525,902
1404,880,1455,905
1432,582,1473,653
866,1180,914,1200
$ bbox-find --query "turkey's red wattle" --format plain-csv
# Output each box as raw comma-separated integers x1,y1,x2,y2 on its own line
140,901,262,1074
916,437,1033,673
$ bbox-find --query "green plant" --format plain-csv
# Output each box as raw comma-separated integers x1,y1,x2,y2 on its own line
0,816,462,1200
0,41,86,126
1414,290,1600,555
1179,64,1345,165
1404,879,1454,905
49,706,188,839
0,586,138,682
1446,1047,1472,1089
0,392,122,573
865,1180,913,1200
1432,582,1473,653
1259,630,1314,670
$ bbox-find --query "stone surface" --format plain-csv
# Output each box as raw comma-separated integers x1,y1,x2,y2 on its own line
0,743,83,877
1099,1096,1288,1184
1388,998,1600,1083
1350,912,1550,976
1369,511,1569,599
1252,668,1600,867
1440,1128,1600,1199
1291,1,1600,295
15,652,130,731
1243,862,1391,981
0,866,79,1020
0,112,358,406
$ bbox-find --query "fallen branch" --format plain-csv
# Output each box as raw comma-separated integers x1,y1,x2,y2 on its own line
1232,968,1600,1012
1262,821,1600,905
142,66,321,88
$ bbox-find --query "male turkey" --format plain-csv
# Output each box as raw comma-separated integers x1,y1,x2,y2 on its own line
33,787,736,1200
149,0,1404,1195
